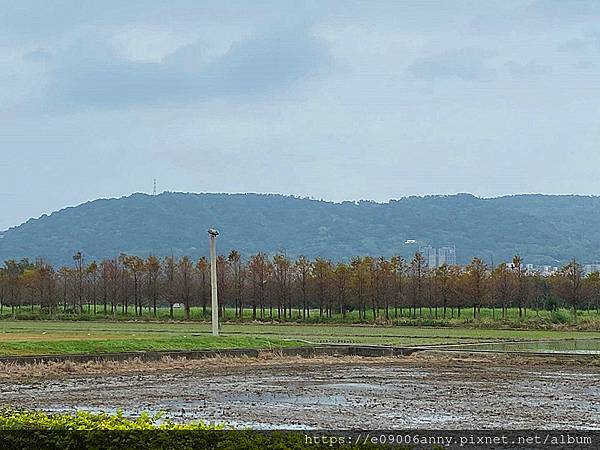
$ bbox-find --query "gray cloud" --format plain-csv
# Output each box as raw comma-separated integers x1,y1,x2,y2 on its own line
42,29,330,108
407,48,495,81
505,60,549,78
525,0,600,20
574,60,594,70
559,39,588,52
22,48,51,62
470,0,600,35
559,31,600,53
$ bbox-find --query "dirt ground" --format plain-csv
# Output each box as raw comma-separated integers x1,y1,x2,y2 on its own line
0,352,598,429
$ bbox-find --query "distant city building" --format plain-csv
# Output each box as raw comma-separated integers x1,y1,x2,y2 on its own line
420,245,437,268
419,244,457,268
437,245,457,266
506,262,559,277
583,263,600,276
538,265,558,277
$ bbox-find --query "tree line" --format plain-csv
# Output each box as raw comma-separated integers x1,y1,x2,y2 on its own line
0,252,598,321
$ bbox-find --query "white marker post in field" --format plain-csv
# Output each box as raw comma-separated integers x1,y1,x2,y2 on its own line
208,228,220,336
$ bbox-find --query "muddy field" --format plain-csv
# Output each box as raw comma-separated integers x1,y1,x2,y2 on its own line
0,352,598,429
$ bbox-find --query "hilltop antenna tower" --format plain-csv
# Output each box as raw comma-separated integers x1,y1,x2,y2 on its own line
153,179,157,196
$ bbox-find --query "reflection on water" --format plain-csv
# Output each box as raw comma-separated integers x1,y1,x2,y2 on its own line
223,392,347,406
447,339,600,354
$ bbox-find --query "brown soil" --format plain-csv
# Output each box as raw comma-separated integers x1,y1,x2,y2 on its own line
0,352,598,429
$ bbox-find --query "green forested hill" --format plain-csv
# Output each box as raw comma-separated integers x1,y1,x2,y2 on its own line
1,192,599,266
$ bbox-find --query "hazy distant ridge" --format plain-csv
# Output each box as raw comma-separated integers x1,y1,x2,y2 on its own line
1,192,599,266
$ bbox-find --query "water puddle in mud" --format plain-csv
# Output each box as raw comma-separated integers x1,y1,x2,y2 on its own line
443,339,600,354
222,392,347,406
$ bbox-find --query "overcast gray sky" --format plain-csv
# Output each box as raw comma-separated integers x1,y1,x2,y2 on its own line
1,0,599,230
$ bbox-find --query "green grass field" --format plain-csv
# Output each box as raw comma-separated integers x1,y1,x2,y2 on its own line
2,305,598,328
1,320,599,356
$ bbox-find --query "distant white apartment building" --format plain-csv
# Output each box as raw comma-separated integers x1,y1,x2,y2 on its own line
419,244,457,268
437,245,457,266
508,262,557,276
420,245,438,268
583,263,600,276
538,265,559,277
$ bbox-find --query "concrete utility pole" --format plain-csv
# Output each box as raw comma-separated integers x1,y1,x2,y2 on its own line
208,228,219,336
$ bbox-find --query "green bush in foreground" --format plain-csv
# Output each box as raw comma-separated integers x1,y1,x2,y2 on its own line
0,409,218,430
0,410,398,450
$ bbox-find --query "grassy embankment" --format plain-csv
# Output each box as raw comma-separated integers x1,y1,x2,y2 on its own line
0,320,599,356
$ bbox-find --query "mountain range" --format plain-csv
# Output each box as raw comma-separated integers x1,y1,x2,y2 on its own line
1,192,599,266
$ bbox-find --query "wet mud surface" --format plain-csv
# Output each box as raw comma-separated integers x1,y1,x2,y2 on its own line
1,353,598,429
